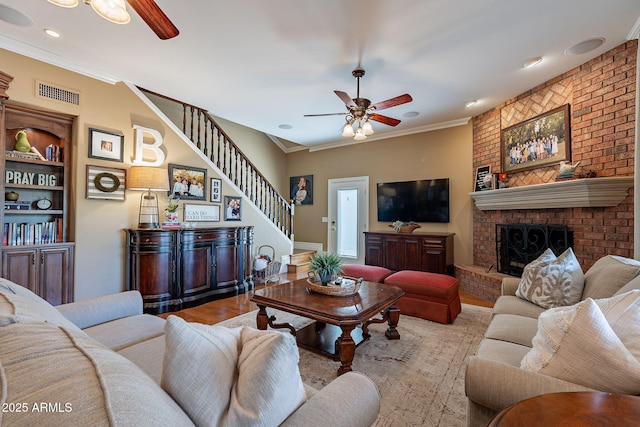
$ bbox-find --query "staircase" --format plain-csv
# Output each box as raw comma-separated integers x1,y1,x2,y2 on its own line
137,87,293,240
287,249,316,274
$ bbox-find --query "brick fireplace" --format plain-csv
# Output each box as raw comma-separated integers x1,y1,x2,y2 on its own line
456,40,637,303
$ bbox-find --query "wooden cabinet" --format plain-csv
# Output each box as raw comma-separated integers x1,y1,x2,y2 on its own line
0,75,76,305
364,231,454,275
125,227,253,314
1,244,75,305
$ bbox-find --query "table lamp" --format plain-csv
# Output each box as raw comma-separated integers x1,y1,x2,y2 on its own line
127,166,169,229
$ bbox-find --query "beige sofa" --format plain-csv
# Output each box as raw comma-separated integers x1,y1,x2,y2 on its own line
0,278,380,426
465,255,640,426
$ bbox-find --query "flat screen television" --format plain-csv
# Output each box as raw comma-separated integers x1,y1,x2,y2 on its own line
377,178,450,223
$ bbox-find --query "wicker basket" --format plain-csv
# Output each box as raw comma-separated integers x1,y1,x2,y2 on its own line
253,245,281,284
306,276,363,297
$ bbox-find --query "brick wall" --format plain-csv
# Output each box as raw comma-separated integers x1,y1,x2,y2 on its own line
472,40,637,273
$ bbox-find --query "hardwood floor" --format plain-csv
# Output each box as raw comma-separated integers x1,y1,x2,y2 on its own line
158,272,494,324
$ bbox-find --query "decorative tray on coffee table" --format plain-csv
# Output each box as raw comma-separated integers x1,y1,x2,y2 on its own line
306,276,364,297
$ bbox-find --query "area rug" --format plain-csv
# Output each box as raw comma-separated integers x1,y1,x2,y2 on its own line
218,303,491,427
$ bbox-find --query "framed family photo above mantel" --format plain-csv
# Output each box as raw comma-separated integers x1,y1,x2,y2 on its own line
500,104,571,174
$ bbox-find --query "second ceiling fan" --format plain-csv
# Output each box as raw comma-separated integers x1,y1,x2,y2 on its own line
305,67,413,140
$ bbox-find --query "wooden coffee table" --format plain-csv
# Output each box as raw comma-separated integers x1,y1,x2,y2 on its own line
250,278,405,376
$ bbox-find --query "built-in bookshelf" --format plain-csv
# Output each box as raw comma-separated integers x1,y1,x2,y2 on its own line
0,96,75,305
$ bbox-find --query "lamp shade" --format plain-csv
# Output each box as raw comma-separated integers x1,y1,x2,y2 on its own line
127,166,169,191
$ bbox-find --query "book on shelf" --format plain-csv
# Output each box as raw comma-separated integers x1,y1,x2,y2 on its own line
3,219,62,246
45,144,62,162
5,150,40,160
161,222,183,229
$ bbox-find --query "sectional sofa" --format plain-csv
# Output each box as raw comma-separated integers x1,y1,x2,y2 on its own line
465,254,640,426
0,278,380,426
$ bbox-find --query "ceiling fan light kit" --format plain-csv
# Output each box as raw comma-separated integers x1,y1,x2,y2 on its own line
48,0,179,39
90,0,130,24
305,66,412,141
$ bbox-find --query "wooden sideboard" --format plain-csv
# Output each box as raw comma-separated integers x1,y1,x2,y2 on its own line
125,226,253,314
364,231,454,275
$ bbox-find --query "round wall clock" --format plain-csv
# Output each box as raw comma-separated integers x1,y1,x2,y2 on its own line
36,198,52,210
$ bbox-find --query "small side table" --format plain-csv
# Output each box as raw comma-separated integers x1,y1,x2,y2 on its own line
488,392,640,426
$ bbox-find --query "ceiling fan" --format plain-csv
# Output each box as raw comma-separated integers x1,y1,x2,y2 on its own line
48,0,179,40
304,67,412,140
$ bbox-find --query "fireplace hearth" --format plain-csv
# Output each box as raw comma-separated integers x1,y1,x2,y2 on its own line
496,224,573,276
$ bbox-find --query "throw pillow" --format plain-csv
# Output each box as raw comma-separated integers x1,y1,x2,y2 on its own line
581,255,640,300
162,316,306,427
521,293,640,394
226,326,307,427
162,315,241,427
516,248,584,309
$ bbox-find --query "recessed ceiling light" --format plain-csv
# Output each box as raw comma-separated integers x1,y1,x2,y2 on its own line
278,124,293,130
402,111,419,118
465,100,478,108
565,38,605,56
0,4,33,27
44,28,62,38
523,56,542,69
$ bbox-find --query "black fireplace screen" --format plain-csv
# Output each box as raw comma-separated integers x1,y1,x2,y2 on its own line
496,224,573,276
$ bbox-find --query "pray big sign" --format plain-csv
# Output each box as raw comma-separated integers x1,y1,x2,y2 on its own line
5,171,57,186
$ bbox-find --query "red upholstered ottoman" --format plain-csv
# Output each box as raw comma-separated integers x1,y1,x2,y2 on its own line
384,270,461,324
341,264,393,283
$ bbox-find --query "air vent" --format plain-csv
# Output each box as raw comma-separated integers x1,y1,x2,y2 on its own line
36,80,80,105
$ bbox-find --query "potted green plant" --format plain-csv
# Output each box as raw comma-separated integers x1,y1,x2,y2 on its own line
309,252,344,285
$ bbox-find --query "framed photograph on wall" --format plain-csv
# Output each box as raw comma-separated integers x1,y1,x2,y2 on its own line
290,175,313,205
501,104,571,173
88,128,124,163
86,165,126,201
224,196,242,221
168,164,207,200
210,178,221,203
183,204,220,222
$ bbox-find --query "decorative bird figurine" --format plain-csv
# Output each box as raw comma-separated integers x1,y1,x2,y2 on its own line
559,161,580,175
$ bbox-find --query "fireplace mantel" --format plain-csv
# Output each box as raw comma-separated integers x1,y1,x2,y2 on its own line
469,176,634,210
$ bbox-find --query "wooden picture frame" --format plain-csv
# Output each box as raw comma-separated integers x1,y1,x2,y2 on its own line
88,128,124,163
501,104,571,173
210,178,221,203
168,163,207,201
86,165,126,201
183,203,220,222
224,196,241,221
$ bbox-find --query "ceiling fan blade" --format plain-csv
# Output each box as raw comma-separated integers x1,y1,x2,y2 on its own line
369,113,401,127
304,112,348,117
126,0,179,40
334,90,356,109
370,94,413,111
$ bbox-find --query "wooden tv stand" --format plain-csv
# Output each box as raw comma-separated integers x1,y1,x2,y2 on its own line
364,231,454,275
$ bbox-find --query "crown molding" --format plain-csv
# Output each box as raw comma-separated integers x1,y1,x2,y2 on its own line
0,35,120,84
627,16,640,40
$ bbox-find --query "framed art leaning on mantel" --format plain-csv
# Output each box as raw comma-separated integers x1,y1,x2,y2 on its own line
500,104,571,174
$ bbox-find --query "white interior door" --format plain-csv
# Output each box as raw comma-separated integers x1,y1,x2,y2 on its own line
327,176,369,264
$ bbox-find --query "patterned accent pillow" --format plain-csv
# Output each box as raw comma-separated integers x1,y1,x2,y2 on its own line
516,248,584,309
